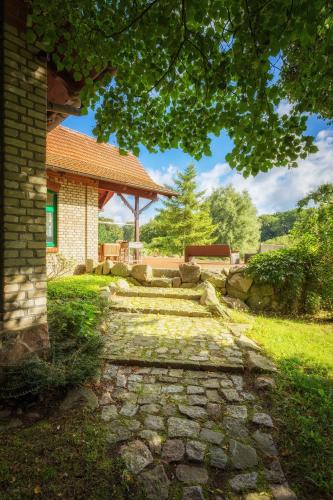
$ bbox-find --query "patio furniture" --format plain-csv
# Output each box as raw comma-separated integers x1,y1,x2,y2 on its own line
185,244,232,263
99,243,120,262
129,241,144,264
116,240,130,262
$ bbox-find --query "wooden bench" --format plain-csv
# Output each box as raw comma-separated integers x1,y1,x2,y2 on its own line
185,244,232,263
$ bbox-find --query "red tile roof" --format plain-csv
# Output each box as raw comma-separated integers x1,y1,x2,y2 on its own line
46,126,175,197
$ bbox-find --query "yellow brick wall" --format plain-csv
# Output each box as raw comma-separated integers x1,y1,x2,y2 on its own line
46,178,99,274
1,22,49,363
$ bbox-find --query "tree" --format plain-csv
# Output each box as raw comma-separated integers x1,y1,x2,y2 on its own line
291,183,333,310
149,165,216,255
208,186,260,252
98,217,123,243
122,222,134,241
259,209,298,241
29,0,333,175
140,218,162,245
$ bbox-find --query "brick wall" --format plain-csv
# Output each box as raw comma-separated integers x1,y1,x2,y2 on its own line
46,176,99,274
0,22,49,364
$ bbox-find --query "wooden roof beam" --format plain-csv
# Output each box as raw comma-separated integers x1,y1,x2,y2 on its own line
98,180,158,200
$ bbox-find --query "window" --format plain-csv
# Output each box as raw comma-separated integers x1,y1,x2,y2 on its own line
46,190,57,247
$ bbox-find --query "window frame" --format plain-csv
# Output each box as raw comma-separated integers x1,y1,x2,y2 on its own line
46,189,57,248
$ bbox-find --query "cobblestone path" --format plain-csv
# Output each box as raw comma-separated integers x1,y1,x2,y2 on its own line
100,287,296,499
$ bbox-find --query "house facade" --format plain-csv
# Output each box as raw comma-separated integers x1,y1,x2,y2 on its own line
1,0,172,366
45,126,174,274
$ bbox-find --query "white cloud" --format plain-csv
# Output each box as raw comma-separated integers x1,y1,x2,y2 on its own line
100,193,163,225
235,130,332,213
198,163,230,195
100,194,135,224
147,164,178,186
277,99,294,117
198,129,333,214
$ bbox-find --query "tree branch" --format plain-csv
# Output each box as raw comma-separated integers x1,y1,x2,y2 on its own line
148,39,185,92
147,0,187,92
107,0,160,38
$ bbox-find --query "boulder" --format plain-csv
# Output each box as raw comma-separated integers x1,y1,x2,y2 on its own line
131,264,153,283
246,283,275,311
221,266,230,276
172,277,181,288
86,258,94,273
150,278,172,288
179,262,201,283
94,263,103,275
221,296,250,312
197,282,230,318
248,352,277,372
153,268,180,278
226,271,253,300
111,262,131,277
116,279,130,290
254,376,276,390
109,283,119,296
199,283,219,307
102,260,113,275
60,387,98,411
200,270,227,289
229,265,247,275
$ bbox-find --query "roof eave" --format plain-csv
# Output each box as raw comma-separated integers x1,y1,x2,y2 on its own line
46,164,177,198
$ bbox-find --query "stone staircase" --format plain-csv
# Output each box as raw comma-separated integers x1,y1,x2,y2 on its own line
98,283,290,500
103,285,248,371
110,287,212,318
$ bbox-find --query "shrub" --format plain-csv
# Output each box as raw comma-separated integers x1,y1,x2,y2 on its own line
247,184,333,315
47,274,119,300
0,278,110,399
246,247,315,314
47,253,76,280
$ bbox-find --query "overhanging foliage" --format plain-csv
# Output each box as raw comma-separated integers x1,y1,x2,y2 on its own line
27,0,333,175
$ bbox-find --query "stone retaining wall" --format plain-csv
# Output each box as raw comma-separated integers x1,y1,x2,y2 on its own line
90,261,278,312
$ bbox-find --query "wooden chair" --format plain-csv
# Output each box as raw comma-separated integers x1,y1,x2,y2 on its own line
100,243,120,262
117,240,129,263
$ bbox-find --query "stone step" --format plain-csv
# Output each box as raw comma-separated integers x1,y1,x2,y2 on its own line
117,286,202,300
110,296,212,317
103,312,244,371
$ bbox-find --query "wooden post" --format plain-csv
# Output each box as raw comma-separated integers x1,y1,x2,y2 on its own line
134,196,140,261
117,193,157,264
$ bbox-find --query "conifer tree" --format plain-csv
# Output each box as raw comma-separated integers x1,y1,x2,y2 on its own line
149,165,216,255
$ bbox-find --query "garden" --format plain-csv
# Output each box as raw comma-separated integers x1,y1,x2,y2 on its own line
2,1,333,498
1,263,332,498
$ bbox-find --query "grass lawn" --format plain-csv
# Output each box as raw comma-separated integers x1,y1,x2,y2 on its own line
0,410,144,500
232,310,333,499
47,274,121,300
0,275,144,500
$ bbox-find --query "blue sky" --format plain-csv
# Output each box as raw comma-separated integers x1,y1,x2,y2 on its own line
64,105,333,225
